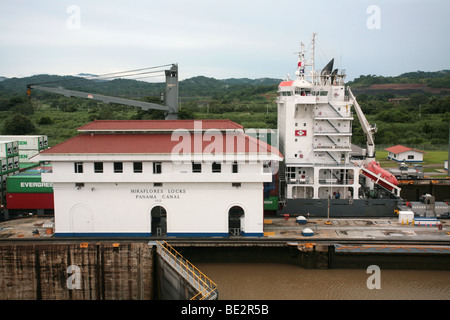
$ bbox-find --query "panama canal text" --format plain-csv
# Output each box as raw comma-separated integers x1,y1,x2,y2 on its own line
130,188,186,200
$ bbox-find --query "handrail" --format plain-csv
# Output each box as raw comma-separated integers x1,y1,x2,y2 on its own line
155,240,218,300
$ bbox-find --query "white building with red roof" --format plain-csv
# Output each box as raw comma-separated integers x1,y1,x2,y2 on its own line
385,145,425,163
34,120,282,238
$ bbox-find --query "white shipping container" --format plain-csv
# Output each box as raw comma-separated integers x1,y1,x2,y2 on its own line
0,158,7,174
7,157,13,170
0,135,48,150
19,150,40,163
0,141,16,158
13,156,19,169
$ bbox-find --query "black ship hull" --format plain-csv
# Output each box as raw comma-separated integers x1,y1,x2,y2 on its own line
278,198,402,218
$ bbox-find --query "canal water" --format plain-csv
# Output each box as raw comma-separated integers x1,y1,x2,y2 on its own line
196,262,450,300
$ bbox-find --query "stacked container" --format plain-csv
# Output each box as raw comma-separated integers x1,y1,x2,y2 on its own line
0,140,20,206
5,165,54,215
0,135,48,166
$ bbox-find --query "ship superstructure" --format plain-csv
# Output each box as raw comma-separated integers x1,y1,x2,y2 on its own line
277,34,401,217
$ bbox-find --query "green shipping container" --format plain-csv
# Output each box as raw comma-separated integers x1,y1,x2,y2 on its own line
264,196,279,211
6,173,53,193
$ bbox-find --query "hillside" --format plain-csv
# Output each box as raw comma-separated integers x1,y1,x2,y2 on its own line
0,74,281,99
348,70,450,95
0,70,448,147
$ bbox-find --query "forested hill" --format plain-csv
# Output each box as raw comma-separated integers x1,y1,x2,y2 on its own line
347,70,450,94
1,70,449,99
0,70,448,147
0,74,282,98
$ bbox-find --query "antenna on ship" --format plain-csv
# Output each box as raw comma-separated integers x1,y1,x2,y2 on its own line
311,32,316,83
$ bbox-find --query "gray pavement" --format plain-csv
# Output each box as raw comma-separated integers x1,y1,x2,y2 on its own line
1,216,449,243
263,217,450,242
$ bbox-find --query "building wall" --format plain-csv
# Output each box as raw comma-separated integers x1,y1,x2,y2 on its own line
388,150,424,162
52,181,264,237
47,160,271,183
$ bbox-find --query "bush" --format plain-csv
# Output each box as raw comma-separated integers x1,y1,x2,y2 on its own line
2,114,36,135
38,116,53,125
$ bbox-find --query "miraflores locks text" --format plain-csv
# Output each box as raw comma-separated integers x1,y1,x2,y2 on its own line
130,188,186,200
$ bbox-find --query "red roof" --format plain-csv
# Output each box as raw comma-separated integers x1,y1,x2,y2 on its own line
77,119,244,132
40,133,283,158
279,81,294,87
385,145,425,154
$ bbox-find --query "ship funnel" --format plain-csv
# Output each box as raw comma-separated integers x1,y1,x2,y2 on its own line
321,58,334,75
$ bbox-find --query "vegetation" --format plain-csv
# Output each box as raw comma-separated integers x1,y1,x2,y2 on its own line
347,70,450,88
0,70,448,149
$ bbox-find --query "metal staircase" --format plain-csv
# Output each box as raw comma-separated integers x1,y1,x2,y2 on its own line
153,241,218,300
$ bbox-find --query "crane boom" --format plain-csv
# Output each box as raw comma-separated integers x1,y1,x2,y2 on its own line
348,87,377,159
27,64,179,120
28,85,169,111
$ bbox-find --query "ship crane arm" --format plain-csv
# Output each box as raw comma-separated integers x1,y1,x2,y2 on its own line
348,87,376,159
27,85,169,111
27,64,179,120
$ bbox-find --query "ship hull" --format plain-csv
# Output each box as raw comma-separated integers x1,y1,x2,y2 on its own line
278,198,401,217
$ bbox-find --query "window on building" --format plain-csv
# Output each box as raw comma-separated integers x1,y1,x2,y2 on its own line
408,155,414,160
114,162,123,173
94,162,103,173
212,162,221,173
153,162,162,174
154,183,163,187
286,166,296,181
133,162,143,173
192,162,202,173
232,162,238,173
232,182,241,188
74,162,83,173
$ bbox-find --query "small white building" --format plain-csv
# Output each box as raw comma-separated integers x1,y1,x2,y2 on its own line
34,120,282,238
385,145,425,163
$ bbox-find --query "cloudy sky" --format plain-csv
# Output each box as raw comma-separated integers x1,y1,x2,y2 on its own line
1,0,449,81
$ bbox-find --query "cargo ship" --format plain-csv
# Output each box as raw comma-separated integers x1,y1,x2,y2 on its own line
275,33,403,217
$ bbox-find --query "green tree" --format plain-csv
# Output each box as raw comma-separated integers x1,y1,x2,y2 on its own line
2,114,36,135
38,116,53,125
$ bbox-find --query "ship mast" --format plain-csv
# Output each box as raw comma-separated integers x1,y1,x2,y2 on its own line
311,32,316,84
296,33,317,84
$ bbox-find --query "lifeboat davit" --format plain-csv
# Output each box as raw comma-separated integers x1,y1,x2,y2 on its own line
365,161,399,186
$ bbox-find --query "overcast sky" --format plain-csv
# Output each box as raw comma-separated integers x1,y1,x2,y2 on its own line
1,0,449,81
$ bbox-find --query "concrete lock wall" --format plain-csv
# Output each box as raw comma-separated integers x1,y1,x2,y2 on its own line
0,242,155,300
155,254,198,300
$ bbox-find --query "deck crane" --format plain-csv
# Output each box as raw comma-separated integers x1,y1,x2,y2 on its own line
27,64,179,120
348,87,377,161
348,88,401,197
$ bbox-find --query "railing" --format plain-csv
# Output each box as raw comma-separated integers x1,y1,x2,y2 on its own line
229,228,241,236
314,111,353,119
155,240,218,300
